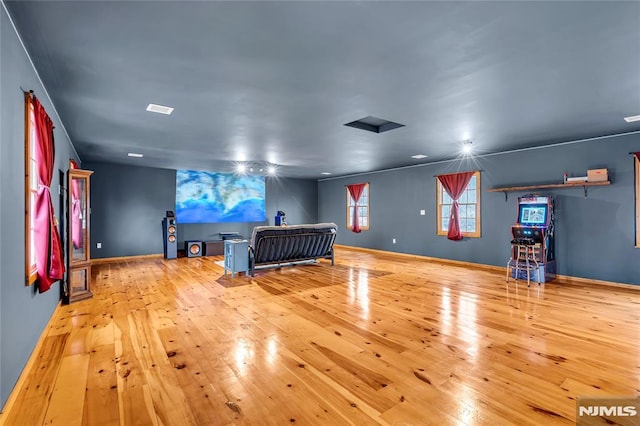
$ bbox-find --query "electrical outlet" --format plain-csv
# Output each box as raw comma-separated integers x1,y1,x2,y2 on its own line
392,238,396,244
420,209,426,216
96,242,102,249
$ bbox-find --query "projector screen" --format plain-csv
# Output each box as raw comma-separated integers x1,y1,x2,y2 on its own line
176,170,266,223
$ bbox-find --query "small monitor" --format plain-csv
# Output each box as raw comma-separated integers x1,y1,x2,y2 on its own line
518,204,548,226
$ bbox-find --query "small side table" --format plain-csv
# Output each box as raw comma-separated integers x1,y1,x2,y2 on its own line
224,240,249,278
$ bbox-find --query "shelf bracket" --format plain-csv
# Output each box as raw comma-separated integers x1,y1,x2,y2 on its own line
502,191,508,202
583,185,588,198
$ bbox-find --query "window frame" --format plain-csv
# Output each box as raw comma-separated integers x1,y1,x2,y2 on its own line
635,155,640,248
346,183,370,231
436,171,481,238
25,95,38,285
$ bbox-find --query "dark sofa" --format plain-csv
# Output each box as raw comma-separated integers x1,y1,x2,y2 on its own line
248,223,337,276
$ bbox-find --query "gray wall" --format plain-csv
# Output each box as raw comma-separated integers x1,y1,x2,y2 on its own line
84,162,176,259
266,178,318,226
319,133,640,285
0,5,80,408
86,161,318,258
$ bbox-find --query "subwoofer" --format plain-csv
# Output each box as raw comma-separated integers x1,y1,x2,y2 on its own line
162,216,177,259
186,241,202,258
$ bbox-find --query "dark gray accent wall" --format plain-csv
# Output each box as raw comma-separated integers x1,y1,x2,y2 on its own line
85,162,318,258
84,162,176,259
266,178,318,226
319,133,640,285
0,5,80,408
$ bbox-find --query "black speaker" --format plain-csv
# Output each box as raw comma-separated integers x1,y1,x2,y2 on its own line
162,217,177,259
186,241,202,257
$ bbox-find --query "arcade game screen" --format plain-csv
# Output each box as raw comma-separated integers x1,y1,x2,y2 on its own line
518,205,548,225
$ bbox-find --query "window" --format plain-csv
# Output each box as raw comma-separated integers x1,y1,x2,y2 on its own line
636,155,640,247
437,171,481,238
25,95,37,285
346,183,370,231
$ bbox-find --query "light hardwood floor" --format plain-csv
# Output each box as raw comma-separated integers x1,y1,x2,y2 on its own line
2,247,639,425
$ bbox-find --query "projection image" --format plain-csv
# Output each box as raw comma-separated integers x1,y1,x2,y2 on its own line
176,170,266,223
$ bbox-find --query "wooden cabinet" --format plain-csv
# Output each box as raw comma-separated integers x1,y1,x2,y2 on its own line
66,168,93,303
224,240,249,277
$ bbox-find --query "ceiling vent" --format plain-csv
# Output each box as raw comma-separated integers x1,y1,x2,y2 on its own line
146,103,174,115
344,116,405,133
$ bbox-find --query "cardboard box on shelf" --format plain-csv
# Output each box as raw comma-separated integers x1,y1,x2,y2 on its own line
587,169,608,182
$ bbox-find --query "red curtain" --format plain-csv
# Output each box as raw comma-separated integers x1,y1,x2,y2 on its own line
635,152,640,161
347,183,366,233
437,172,474,241
32,97,65,292
69,160,83,248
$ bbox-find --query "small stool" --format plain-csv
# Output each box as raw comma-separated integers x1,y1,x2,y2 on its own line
506,238,540,287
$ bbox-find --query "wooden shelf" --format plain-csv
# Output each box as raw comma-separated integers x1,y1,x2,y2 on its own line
488,180,610,200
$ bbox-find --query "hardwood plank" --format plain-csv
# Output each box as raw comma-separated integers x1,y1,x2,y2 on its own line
82,343,119,426
2,334,69,426
110,273,158,425
155,326,239,425
43,353,90,425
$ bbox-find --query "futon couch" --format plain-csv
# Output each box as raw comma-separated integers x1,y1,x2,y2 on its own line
248,223,337,276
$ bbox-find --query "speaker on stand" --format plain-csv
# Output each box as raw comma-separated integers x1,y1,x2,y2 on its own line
162,211,177,259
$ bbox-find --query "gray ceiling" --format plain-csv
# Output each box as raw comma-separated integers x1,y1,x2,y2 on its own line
5,1,640,178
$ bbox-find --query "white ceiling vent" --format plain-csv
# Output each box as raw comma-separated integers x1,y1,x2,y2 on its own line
146,103,174,115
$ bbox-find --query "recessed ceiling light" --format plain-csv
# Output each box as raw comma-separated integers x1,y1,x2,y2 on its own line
624,114,640,123
127,152,143,158
411,154,427,159
146,103,174,115
237,164,247,174
321,172,332,175
267,166,277,175
462,140,473,154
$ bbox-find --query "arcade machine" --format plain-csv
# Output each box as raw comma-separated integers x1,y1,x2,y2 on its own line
508,195,556,283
